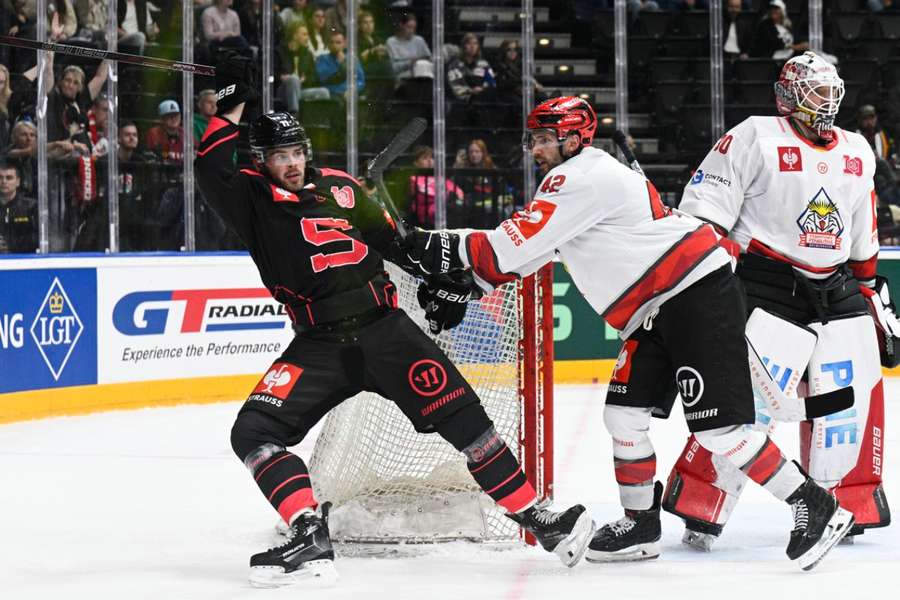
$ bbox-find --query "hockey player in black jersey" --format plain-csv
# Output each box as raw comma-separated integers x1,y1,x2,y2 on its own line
195,54,595,588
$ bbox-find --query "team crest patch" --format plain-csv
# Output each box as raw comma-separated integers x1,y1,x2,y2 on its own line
796,187,844,250
778,146,803,172
843,155,863,177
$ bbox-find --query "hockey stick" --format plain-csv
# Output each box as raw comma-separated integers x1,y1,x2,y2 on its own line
366,117,428,237
612,129,645,178
0,34,215,76
746,337,854,421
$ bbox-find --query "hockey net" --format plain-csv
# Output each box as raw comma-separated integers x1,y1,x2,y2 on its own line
309,263,553,544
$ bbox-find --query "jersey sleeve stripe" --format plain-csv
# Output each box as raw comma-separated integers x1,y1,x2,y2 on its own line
466,232,519,286
603,225,720,330
647,181,669,220
200,115,234,143
849,254,878,282
196,131,239,157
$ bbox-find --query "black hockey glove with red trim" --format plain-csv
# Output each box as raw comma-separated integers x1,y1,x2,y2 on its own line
214,51,259,115
417,270,474,334
401,229,464,277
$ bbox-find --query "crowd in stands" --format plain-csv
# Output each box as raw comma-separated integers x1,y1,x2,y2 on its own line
2,1,900,253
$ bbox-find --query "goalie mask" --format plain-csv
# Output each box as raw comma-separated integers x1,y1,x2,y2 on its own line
525,96,597,153
249,111,312,164
774,51,845,137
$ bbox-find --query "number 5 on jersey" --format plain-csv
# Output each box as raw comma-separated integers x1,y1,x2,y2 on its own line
300,217,369,272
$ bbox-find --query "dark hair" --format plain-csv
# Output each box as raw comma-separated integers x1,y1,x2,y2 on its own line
119,120,138,130
0,160,20,177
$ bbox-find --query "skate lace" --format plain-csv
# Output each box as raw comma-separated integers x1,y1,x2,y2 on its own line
269,516,318,551
791,500,809,532
532,508,562,526
608,516,637,537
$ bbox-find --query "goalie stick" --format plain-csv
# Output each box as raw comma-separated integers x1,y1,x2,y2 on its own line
366,117,428,237
0,34,215,75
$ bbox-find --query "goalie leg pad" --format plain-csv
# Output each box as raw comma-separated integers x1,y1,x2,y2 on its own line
437,405,536,513
604,405,656,510
805,314,882,489
662,435,748,535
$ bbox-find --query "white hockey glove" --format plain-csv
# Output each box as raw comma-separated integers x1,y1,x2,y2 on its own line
861,276,900,367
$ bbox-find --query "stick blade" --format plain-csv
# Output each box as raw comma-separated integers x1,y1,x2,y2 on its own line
367,117,428,178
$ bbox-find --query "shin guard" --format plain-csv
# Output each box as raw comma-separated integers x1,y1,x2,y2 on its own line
245,443,317,524
464,427,536,513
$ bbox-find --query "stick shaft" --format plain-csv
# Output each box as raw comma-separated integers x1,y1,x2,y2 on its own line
0,35,216,76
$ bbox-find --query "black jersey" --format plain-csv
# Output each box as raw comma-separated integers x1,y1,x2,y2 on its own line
195,116,398,323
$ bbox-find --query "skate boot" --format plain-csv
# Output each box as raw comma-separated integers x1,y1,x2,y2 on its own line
507,502,596,567
785,480,855,571
249,502,338,588
586,481,662,563
681,519,722,552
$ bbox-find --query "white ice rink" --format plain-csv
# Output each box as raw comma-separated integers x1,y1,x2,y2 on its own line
2,383,899,600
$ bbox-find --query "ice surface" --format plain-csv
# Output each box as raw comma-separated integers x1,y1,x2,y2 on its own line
1,383,898,599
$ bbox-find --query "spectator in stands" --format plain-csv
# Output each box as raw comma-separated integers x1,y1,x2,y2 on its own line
47,62,109,154
4,120,37,196
74,0,109,45
723,0,752,62
857,104,896,164
145,99,185,164
875,156,900,207
386,12,432,83
0,65,11,151
324,0,346,36
406,145,464,228
74,120,151,250
117,0,158,55
239,0,274,51
86,93,109,158
316,30,365,98
201,0,249,58
358,9,393,98
192,88,217,143
494,39,546,106
0,160,38,254
307,6,329,58
751,0,808,60
277,22,329,112
447,33,497,134
453,138,511,226
279,0,308,31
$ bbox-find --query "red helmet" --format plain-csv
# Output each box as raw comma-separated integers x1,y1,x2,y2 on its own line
526,96,597,147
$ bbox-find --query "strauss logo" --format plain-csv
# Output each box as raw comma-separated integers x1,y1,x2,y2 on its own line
781,148,800,170
261,364,293,394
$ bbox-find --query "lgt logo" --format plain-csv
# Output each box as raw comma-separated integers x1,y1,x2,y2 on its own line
29,277,84,380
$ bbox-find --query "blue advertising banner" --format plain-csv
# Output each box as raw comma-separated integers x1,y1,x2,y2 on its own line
0,268,98,393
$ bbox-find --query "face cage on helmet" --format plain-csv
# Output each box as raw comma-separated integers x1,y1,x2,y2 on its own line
787,77,845,133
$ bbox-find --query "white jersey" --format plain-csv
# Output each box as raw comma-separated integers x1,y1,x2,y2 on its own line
679,116,879,279
456,147,731,337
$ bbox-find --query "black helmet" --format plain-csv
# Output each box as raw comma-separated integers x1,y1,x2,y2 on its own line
249,111,312,162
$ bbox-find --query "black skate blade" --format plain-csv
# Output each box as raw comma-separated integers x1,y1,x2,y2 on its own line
586,541,661,563
249,559,338,588
797,508,855,571
553,511,596,568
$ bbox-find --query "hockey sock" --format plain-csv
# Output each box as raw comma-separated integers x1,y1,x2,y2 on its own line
464,427,536,513
739,437,807,501
244,443,318,524
615,453,657,511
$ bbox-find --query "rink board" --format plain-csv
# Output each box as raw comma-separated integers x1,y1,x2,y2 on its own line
2,251,900,422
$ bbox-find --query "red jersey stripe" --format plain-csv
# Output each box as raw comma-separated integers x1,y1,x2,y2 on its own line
746,239,839,275
603,225,720,330
849,254,878,282
200,116,233,143
196,131,238,157
466,232,519,287
647,181,669,220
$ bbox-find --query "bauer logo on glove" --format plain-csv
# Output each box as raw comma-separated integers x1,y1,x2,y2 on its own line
417,271,474,334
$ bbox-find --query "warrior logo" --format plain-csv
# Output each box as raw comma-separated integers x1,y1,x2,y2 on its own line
408,359,448,397
796,188,844,249
778,146,803,172
676,366,705,408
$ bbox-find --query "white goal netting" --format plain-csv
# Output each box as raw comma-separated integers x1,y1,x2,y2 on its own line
309,264,534,543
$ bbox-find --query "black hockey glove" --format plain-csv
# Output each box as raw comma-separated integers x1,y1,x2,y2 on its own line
401,229,464,277
417,271,474,334
214,51,259,115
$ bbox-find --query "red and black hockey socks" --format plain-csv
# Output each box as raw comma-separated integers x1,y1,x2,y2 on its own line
464,427,536,513
244,443,317,524
739,437,807,501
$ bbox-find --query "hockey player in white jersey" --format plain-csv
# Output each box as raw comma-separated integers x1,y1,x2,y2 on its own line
663,51,894,551
402,96,854,570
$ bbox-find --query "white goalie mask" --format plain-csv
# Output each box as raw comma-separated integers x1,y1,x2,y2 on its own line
774,51,845,137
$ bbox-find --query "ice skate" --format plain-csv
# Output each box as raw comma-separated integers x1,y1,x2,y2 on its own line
785,480,855,571
586,482,662,563
249,502,338,588
681,518,722,552
507,502,595,567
